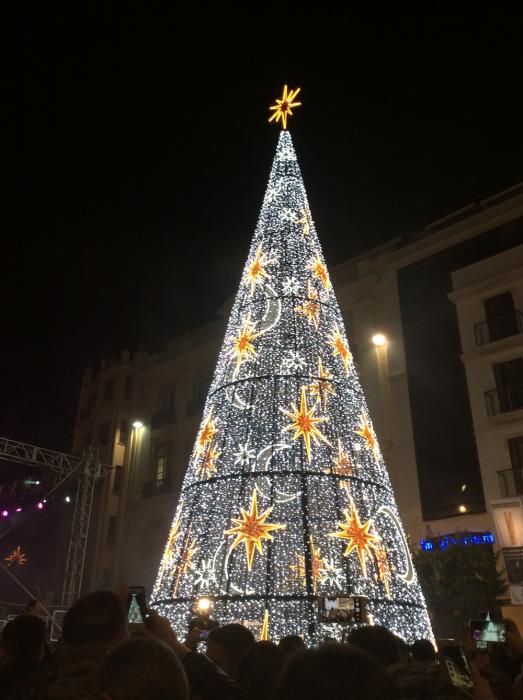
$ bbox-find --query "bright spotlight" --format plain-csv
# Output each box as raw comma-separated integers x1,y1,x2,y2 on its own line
196,597,212,613
372,333,387,347
132,420,144,429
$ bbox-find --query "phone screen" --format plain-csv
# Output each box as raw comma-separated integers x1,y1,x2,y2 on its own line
199,629,209,640
470,619,506,644
318,596,367,624
439,643,473,691
127,587,148,624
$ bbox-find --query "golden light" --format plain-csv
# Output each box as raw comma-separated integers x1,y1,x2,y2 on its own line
459,504,467,513
268,85,302,130
372,333,387,347
328,327,352,375
196,597,212,613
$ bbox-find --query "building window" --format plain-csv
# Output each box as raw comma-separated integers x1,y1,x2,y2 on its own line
509,437,523,471
156,454,167,482
493,358,523,413
107,516,117,545
119,419,129,445
103,379,115,402
124,376,133,400
195,370,213,404
484,292,518,343
163,386,176,413
112,465,123,494
98,422,110,446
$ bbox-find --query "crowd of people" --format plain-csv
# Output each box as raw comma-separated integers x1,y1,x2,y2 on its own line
1,590,523,699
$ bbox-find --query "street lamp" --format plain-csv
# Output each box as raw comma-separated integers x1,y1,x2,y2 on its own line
132,420,144,429
372,333,387,347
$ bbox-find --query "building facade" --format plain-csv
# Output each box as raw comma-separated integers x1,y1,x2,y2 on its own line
72,183,523,593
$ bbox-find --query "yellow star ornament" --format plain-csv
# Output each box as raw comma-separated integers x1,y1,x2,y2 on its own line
244,243,276,296
329,498,379,577
355,415,380,460
225,490,285,571
268,85,302,130
231,313,258,377
328,326,352,376
281,387,331,462
295,282,321,329
5,546,28,567
195,406,218,456
307,253,331,290
308,357,336,412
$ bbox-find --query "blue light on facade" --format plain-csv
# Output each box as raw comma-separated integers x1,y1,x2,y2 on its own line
420,531,495,552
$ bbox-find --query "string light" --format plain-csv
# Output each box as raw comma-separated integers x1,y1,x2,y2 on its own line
151,130,433,645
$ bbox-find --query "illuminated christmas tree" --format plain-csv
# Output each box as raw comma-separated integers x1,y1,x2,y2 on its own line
151,88,433,644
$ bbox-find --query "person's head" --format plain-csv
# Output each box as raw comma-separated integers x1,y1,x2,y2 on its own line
96,637,188,700
348,625,401,668
62,591,127,648
395,635,411,664
235,641,286,700
2,615,47,661
278,635,305,656
206,623,255,675
410,638,436,664
275,643,396,700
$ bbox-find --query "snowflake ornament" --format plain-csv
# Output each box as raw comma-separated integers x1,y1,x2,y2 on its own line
281,351,307,372
321,557,344,590
234,443,256,467
279,207,297,223
282,276,301,295
194,559,218,591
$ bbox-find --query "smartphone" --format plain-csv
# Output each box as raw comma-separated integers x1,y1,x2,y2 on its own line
438,640,474,692
318,596,368,625
127,586,149,624
469,619,506,645
199,629,209,640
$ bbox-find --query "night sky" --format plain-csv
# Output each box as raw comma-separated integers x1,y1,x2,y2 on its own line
4,8,522,453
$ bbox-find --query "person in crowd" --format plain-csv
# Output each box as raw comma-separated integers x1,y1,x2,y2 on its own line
44,590,128,697
205,623,255,677
235,641,286,700
274,642,397,700
278,635,305,656
411,639,437,665
0,615,47,697
145,610,245,700
348,625,401,668
395,636,411,665
96,637,189,700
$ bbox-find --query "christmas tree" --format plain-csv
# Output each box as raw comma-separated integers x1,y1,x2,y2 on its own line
151,88,433,644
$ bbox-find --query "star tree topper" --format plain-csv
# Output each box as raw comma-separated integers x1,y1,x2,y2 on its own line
268,85,302,130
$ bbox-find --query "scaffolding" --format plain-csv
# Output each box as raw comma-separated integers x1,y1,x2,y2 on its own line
0,437,110,608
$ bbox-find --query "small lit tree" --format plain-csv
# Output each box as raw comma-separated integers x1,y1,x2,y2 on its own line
414,545,507,638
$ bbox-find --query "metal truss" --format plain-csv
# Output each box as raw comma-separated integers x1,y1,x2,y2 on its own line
0,437,109,607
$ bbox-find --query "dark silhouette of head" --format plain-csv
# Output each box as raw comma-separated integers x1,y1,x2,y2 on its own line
275,642,396,700
62,591,127,648
235,641,286,700
278,635,305,656
207,623,255,675
96,637,188,700
348,625,401,668
411,638,436,663
2,615,47,660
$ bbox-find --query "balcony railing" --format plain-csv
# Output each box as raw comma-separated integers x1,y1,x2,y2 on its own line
474,310,523,346
151,409,176,430
142,477,172,498
485,383,523,416
498,468,523,498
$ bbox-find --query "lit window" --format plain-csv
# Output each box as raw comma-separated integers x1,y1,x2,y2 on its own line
156,455,167,482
